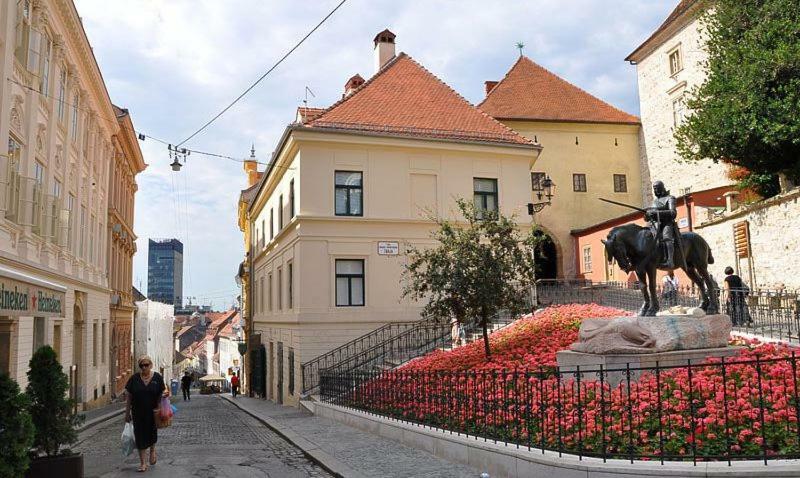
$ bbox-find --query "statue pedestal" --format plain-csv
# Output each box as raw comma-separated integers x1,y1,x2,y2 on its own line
556,346,743,388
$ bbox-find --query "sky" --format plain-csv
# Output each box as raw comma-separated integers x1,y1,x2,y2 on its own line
72,0,676,309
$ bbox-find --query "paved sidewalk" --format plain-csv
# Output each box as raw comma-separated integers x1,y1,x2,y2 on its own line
78,401,126,431
222,395,482,478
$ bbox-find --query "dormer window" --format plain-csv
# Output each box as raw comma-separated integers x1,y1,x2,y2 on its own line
668,46,683,76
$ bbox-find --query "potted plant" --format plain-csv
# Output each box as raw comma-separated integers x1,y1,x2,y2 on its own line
0,372,35,478
25,346,84,478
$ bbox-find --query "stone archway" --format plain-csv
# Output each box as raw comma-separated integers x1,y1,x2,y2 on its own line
533,230,559,280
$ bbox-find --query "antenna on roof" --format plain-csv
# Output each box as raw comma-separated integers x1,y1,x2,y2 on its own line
516,41,525,57
303,86,316,109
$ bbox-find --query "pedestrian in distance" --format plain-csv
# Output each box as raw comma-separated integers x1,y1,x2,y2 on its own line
231,372,240,398
125,355,170,473
661,270,679,308
181,371,192,401
723,266,752,326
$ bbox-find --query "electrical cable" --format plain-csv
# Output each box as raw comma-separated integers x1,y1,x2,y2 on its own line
175,0,348,147
7,77,275,167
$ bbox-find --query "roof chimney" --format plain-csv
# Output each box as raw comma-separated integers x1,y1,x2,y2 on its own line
373,29,396,73
344,74,365,97
484,81,499,96
243,145,259,187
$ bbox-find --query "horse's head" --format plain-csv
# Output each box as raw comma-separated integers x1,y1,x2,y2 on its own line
601,231,632,273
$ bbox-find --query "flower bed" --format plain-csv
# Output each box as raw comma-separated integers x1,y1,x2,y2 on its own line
326,304,800,461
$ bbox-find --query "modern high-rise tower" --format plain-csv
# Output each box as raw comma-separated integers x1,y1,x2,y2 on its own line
147,239,184,308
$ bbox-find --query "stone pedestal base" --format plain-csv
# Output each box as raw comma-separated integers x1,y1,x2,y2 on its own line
556,346,743,387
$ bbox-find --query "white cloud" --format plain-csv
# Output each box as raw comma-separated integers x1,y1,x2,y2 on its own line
73,0,675,307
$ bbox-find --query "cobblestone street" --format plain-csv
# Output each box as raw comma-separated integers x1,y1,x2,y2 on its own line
75,395,332,477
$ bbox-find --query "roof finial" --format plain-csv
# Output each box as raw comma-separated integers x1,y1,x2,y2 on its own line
250,143,255,158
516,41,525,57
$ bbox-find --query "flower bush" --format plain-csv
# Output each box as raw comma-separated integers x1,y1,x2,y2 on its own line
335,304,800,461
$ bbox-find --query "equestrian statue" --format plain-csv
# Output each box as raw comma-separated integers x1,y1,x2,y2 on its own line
600,181,719,317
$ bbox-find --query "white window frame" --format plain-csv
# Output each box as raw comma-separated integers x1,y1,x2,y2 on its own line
668,45,683,76
583,246,592,273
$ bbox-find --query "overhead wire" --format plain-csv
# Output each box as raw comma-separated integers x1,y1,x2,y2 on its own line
175,0,348,147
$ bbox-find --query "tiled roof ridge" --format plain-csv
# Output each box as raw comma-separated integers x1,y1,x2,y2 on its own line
400,54,534,145
304,52,407,126
478,55,526,106
479,55,639,124
308,52,533,145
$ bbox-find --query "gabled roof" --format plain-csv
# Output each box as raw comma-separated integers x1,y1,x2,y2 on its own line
175,325,194,338
625,0,702,63
305,53,534,147
296,106,325,123
478,56,640,125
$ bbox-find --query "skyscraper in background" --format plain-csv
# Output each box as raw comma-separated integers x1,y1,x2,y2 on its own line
147,239,184,308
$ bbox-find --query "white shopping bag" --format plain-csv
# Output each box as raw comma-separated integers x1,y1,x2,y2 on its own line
121,422,136,457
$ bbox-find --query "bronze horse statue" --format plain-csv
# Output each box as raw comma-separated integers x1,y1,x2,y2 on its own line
602,224,719,316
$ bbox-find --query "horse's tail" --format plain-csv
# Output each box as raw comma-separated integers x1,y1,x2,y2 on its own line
707,247,715,265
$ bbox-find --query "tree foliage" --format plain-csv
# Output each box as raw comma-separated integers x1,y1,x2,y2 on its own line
26,346,82,457
0,373,34,478
675,0,800,190
402,199,541,360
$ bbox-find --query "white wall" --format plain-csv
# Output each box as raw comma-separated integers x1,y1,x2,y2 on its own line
134,300,175,383
635,13,731,202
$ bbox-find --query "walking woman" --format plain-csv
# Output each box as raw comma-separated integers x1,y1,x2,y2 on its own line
125,355,170,472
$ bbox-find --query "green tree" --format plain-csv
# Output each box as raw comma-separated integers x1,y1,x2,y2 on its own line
675,0,800,193
0,373,34,478
402,199,540,360
26,346,82,457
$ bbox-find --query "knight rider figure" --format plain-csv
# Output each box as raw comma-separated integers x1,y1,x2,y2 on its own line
646,181,684,270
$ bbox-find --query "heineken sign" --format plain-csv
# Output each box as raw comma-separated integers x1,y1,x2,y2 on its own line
0,276,65,317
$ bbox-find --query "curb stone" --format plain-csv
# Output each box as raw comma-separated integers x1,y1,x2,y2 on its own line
220,394,367,478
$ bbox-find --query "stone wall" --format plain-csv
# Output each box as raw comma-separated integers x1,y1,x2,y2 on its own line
635,13,732,201
695,189,800,289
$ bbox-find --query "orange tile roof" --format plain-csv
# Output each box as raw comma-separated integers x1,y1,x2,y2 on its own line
478,56,640,125
296,106,326,123
305,53,534,147
626,0,699,62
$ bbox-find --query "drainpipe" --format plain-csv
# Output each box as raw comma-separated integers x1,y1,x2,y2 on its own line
684,192,693,232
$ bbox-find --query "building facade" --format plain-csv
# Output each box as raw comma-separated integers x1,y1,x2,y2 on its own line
478,56,643,279
107,105,145,395
243,31,540,405
0,0,134,408
147,238,183,308
626,0,731,202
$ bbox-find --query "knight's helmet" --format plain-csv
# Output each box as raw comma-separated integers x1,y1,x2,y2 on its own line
652,180,669,197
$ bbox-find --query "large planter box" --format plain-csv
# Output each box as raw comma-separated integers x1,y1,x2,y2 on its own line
26,453,83,478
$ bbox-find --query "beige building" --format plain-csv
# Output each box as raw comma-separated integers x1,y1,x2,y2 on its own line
0,0,135,409
107,106,145,396
243,31,540,405
626,0,731,202
478,56,643,278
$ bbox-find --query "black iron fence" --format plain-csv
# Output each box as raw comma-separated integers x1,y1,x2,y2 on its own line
302,305,528,395
535,280,800,343
301,321,422,394
321,353,800,464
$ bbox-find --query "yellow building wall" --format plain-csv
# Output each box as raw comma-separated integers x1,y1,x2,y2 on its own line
247,132,538,405
499,120,642,278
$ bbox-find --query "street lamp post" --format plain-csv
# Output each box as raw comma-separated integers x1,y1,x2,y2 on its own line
527,175,555,215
